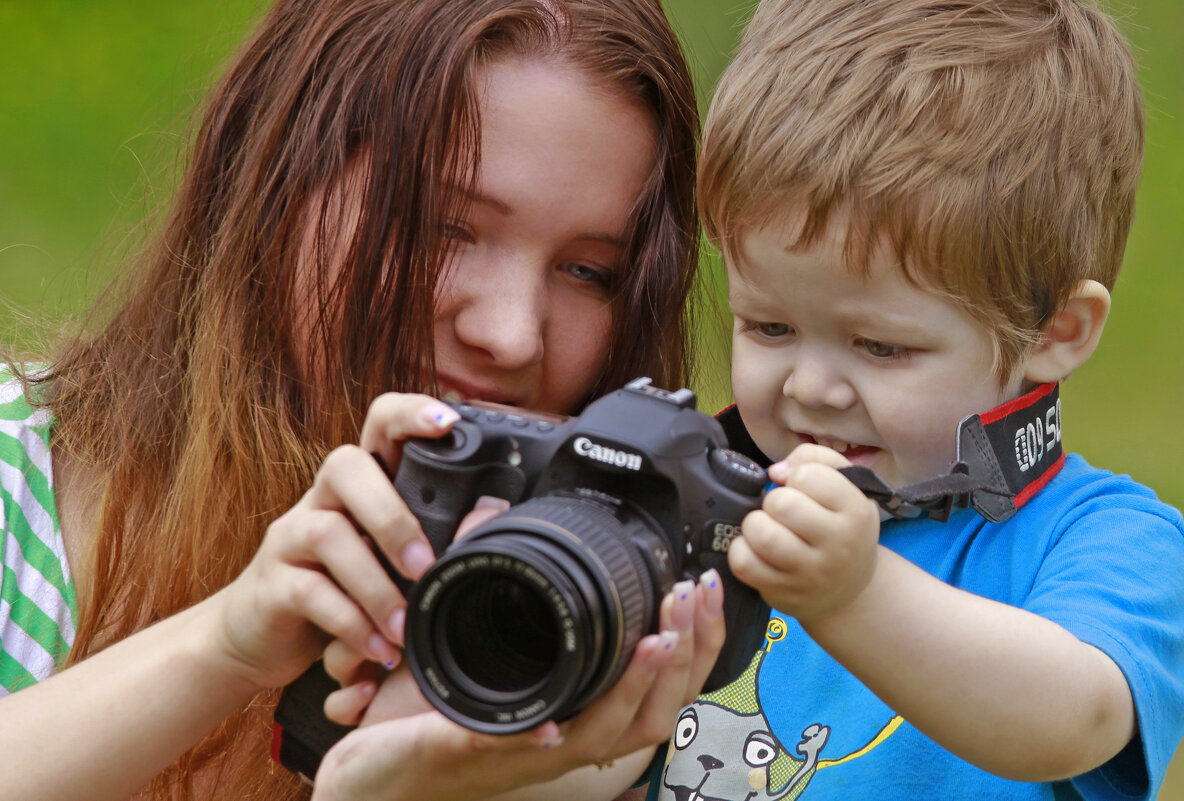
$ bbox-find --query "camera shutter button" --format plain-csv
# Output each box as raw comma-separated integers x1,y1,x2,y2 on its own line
708,448,767,496
439,427,467,451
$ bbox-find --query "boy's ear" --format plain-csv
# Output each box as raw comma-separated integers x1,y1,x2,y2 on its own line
1023,279,1111,384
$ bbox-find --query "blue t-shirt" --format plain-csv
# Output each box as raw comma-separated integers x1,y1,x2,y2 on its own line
645,446,1184,800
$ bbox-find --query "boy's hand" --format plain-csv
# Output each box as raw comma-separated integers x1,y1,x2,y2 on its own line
729,444,880,623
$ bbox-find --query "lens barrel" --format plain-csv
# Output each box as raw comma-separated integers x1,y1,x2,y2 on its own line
404,494,659,733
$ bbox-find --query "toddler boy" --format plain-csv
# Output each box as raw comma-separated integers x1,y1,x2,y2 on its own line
645,1,1184,799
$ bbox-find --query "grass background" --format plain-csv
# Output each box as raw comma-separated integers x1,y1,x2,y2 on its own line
1,1,1180,795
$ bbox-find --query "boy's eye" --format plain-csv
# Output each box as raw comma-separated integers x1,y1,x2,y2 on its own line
858,338,908,360
748,321,791,338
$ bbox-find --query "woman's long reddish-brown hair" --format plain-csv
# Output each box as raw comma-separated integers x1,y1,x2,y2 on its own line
30,0,699,798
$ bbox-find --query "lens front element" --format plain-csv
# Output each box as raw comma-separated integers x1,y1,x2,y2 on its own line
405,495,659,733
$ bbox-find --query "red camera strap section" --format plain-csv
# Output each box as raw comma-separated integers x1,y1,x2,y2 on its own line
958,380,1065,520
838,382,1064,523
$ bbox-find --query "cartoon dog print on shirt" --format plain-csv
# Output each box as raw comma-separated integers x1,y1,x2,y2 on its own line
657,617,903,801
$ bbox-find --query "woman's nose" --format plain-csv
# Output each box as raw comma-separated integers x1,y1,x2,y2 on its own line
450,260,547,370
781,348,856,410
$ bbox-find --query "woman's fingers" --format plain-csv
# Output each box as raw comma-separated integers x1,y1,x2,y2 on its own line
602,574,722,751
358,392,460,471
325,638,390,683
325,681,380,727
453,496,511,540
561,630,680,761
317,580,725,801
685,570,727,703
302,445,435,582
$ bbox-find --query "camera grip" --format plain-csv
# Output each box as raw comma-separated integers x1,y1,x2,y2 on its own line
393,443,529,556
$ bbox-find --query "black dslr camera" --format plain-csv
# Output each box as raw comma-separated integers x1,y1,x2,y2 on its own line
394,377,770,734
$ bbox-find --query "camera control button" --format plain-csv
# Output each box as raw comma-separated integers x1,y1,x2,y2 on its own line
536,421,555,432
484,411,506,423
509,416,530,428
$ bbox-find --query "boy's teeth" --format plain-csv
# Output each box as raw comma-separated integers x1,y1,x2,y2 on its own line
816,438,850,453
442,390,463,403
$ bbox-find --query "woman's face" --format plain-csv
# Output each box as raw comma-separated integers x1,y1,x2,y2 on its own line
431,57,657,414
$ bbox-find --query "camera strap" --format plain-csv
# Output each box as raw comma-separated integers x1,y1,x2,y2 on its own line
837,382,1064,522
716,382,1065,524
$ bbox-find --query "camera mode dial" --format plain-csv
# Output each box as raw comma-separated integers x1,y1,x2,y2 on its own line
707,447,766,497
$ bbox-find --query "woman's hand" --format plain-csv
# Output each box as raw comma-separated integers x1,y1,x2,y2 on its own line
313,570,726,801
210,393,460,692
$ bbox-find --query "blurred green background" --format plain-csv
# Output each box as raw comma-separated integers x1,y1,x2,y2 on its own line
0,0,1181,793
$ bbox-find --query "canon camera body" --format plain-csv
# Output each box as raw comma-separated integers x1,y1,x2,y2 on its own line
395,377,770,733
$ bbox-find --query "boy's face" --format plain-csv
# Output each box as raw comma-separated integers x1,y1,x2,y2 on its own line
727,210,1028,488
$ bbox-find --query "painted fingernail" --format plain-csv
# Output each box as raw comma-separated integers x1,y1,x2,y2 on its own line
700,569,724,616
421,403,460,430
646,631,679,667
400,540,435,579
534,721,564,748
388,607,406,644
367,633,400,665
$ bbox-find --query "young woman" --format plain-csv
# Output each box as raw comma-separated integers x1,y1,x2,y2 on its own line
0,1,720,799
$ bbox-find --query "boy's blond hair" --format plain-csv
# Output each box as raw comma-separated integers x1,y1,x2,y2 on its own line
701,0,1143,378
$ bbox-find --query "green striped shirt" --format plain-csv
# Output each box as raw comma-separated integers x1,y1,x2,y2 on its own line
0,367,76,694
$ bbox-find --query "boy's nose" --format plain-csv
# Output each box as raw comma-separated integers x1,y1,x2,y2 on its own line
781,350,856,410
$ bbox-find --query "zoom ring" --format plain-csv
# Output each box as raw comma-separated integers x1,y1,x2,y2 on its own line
505,496,654,677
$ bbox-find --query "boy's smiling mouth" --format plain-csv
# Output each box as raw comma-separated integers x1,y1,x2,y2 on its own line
798,433,879,462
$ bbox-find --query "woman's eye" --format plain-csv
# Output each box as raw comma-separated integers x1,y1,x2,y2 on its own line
561,262,612,288
858,338,908,360
442,222,474,244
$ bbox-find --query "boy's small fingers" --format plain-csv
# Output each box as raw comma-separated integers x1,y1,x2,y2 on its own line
759,487,837,546
787,462,876,514
772,443,852,479
727,533,800,593
742,506,817,565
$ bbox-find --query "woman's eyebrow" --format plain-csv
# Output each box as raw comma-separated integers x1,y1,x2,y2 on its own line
454,185,513,216
453,184,626,247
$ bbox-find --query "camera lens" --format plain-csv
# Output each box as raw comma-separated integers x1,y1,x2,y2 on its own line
441,573,559,694
405,494,663,733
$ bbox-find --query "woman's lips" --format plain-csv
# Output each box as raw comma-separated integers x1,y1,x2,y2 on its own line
434,374,524,407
